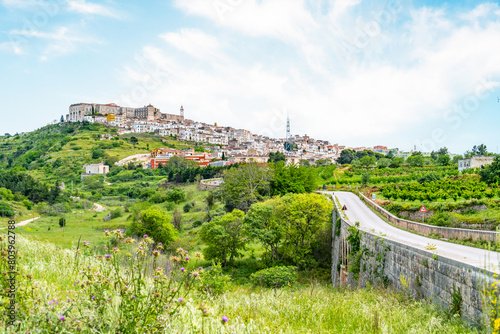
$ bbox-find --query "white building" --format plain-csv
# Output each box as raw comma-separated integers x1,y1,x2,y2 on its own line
84,162,109,175
458,156,495,172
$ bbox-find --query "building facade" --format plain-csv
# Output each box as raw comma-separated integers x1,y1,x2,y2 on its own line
458,156,495,172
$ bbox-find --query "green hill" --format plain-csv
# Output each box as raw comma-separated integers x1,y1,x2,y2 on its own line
0,122,194,185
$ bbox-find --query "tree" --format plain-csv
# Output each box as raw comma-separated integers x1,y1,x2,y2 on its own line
130,136,138,147
315,159,331,167
361,173,371,186
390,157,404,168
337,149,356,165
0,201,15,217
270,162,316,196
92,148,104,160
245,198,283,263
407,155,424,167
60,115,65,123
473,144,488,156
437,155,450,166
277,193,332,269
221,163,271,212
377,158,391,169
451,155,463,165
130,207,177,245
479,156,500,185
200,210,247,267
359,155,376,168
59,217,66,228
268,152,286,163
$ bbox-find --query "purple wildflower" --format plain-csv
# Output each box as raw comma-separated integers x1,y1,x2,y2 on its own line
181,267,185,272
143,234,148,238
222,316,228,322
60,316,65,321
185,257,189,261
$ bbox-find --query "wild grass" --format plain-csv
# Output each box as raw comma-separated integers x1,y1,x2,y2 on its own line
0,236,478,333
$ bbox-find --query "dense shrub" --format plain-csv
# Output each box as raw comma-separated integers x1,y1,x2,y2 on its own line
0,201,15,217
183,203,192,213
250,266,298,288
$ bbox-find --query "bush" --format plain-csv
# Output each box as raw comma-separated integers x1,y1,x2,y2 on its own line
110,208,122,219
166,188,186,203
58,217,66,228
250,266,298,288
0,201,15,217
183,203,193,213
192,220,203,228
198,262,231,296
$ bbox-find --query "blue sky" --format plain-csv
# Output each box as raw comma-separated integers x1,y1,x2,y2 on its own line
1,0,500,154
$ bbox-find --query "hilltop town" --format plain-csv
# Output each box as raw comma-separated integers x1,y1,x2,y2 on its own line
67,102,405,168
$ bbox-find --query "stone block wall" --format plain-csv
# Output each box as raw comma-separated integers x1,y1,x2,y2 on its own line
331,194,492,322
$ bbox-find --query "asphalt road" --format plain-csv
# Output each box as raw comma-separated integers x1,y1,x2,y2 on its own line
333,191,500,271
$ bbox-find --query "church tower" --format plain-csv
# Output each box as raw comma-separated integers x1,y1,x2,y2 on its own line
180,105,184,119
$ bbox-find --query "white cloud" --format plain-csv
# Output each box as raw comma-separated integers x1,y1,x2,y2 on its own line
0,41,24,54
120,2,500,149
9,26,99,60
173,0,317,43
2,0,42,8
67,0,118,18
160,29,224,60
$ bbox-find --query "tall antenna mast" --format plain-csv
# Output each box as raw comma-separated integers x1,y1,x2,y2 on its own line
284,115,292,152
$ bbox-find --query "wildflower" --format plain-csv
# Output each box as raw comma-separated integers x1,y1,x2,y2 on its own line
124,237,135,244
202,309,209,316
184,250,188,254
199,267,203,271
105,230,110,236
192,272,199,277
185,257,189,261
143,234,148,238
104,254,111,259
60,316,65,321
113,247,119,253
222,316,228,323
178,297,183,303
195,252,202,258
181,267,185,272
495,318,500,331
152,250,160,257
170,256,181,263
158,242,163,246
132,296,136,299
92,296,95,300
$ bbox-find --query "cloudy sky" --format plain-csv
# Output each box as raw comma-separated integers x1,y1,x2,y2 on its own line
1,0,500,154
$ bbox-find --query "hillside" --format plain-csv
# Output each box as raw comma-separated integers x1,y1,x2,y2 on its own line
0,122,196,184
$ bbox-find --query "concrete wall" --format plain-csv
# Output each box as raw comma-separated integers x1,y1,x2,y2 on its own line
331,194,492,322
357,192,499,243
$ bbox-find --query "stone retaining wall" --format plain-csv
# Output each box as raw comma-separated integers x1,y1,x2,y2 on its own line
331,194,492,322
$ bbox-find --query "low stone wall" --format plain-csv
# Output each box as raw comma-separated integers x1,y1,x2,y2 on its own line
331,194,492,322
357,192,499,243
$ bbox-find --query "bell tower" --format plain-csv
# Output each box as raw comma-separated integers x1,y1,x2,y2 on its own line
180,105,184,119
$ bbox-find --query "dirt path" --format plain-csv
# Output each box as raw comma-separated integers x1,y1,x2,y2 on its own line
0,216,40,230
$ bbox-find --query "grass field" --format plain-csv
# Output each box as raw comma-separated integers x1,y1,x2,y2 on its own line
0,236,479,333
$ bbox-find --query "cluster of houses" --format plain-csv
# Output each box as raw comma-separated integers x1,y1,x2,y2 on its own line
70,103,496,173
67,102,349,165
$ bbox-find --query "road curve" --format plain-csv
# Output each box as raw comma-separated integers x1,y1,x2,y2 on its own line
332,191,500,272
